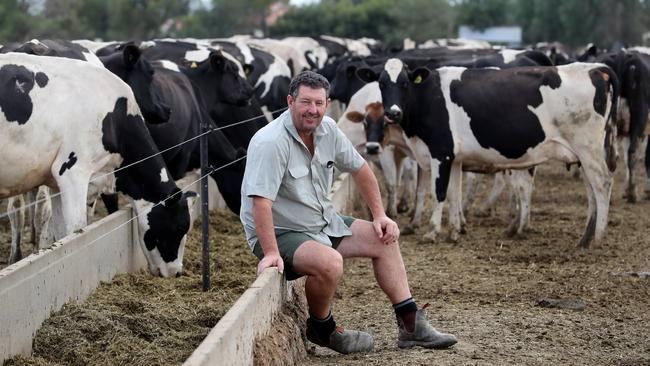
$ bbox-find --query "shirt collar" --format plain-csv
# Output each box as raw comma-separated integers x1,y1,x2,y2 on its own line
282,109,328,143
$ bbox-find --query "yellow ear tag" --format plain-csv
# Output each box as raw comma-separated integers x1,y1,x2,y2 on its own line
190,62,198,69
414,75,422,84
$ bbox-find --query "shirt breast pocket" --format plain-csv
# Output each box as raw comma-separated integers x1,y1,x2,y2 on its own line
286,164,310,191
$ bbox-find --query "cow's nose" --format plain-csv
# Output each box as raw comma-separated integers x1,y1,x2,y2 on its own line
175,272,182,278
366,142,380,155
385,110,402,121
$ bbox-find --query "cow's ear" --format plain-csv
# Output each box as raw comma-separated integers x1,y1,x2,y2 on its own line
209,51,226,71
122,44,141,68
410,67,430,85
356,67,378,83
345,111,365,123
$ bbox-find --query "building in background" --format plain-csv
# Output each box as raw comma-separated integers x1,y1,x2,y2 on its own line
458,25,522,47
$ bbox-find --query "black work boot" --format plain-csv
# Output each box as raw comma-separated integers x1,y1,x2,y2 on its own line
397,305,457,349
306,320,374,354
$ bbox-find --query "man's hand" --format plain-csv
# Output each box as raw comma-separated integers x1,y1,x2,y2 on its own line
257,253,284,276
373,215,400,245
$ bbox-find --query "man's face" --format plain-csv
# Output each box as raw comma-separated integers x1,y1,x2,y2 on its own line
288,85,329,133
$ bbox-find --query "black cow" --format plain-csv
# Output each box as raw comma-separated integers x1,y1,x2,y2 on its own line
210,39,291,119
100,45,246,214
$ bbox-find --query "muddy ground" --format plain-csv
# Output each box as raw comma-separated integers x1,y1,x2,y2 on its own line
1,161,649,365
304,162,650,365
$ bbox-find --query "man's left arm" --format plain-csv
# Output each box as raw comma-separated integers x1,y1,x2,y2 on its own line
351,162,400,245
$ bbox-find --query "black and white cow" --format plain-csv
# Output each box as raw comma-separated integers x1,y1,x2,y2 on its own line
598,49,650,202
358,59,618,247
0,53,195,276
1,39,104,67
337,82,417,221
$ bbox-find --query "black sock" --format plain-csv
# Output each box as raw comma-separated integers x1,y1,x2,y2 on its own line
308,311,336,341
393,298,418,332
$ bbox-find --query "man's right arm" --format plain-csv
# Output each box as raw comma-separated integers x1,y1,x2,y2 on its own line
252,195,284,276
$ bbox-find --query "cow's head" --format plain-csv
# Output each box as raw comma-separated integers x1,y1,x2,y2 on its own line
197,50,254,106
357,58,430,125
134,188,197,278
100,44,171,124
346,101,386,155
330,56,367,104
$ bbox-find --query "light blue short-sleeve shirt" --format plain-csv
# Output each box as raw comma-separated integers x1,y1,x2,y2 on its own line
240,110,366,249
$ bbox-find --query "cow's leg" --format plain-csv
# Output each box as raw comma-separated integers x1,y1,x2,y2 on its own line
35,186,53,250
423,159,451,243
446,162,463,243
101,193,120,214
462,172,480,216
7,195,25,264
504,171,522,237
578,158,613,248
51,161,90,236
621,135,644,203
403,165,428,235
477,172,506,217
397,157,415,214
519,168,535,232
26,189,37,244
378,146,399,218
505,169,535,237
644,136,650,200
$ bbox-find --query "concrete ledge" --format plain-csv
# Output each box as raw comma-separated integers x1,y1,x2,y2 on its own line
183,172,356,365
0,207,148,362
183,269,301,366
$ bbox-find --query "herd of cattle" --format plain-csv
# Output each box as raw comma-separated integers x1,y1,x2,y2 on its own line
0,35,649,278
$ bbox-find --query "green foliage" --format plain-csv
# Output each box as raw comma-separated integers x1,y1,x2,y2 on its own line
0,0,650,51
269,0,453,48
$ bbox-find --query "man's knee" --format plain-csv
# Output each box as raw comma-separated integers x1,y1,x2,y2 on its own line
295,242,344,280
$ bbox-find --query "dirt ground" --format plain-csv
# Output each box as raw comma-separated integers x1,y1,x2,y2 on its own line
303,162,650,365
1,160,649,365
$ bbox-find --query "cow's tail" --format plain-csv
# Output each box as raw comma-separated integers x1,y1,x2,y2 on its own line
600,65,619,172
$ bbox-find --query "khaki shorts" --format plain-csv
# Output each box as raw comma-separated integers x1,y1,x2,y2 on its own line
252,215,356,281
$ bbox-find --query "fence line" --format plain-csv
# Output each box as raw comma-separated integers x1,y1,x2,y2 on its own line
0,107,286,221
0,154,247,264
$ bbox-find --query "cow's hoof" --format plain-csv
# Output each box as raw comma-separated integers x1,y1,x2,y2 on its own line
419,232,437,244
624,188,638,203
401,225,415,235
447,232,460,243
506,230,525,240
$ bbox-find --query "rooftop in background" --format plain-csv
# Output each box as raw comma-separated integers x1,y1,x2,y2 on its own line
459,25,522,47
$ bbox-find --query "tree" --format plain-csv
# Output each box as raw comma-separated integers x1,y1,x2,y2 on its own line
0,0,36,43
